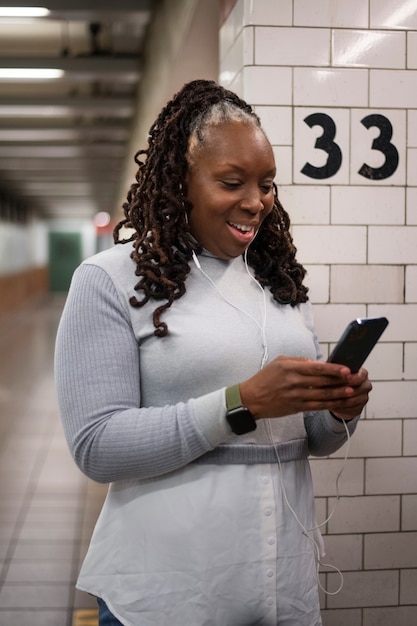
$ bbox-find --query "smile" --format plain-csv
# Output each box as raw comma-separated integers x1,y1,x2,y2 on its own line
228,221,253,233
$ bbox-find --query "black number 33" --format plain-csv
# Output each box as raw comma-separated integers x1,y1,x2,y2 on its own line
301,112,399,180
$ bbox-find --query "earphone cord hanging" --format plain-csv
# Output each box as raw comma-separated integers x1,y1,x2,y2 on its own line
192,250,268,368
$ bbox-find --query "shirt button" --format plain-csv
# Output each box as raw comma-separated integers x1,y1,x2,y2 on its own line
266,597,274,606
267,536,275,545
266,569,274,577
264,508,272,516
262,476,270,485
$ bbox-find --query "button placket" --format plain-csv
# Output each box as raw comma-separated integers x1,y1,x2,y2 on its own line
259,465,277,618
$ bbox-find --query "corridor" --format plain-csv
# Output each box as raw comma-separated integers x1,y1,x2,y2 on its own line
0,296,106,626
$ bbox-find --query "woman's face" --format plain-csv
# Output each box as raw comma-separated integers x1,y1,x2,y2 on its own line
185,121,276,260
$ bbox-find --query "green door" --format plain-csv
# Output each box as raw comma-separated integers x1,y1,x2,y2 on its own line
48,231,82,292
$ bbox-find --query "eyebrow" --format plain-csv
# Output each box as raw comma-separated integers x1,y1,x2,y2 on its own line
217,163,276,177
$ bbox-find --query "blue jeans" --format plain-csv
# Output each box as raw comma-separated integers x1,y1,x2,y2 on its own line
97,598,125,626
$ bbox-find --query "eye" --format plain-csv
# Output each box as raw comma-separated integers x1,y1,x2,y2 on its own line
221,179,242,188
260,182,274,193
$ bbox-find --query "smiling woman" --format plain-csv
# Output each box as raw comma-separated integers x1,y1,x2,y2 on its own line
55,79,372,626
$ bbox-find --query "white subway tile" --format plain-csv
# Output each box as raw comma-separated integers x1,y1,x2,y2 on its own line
255,27,330,66
402,495,417,530
332,186,405,225
408,110,417,147
366,457,417,494
407,148,417,185
242,66,292,105
405,266,417,301
371,70,417,108
328,496,400,534
368,304,417,341
294,68,368,107
331,419,402,458
220,27,254,86
294,0,369,28
326,570,398,608
350,109,406,187
407,31,417,70
370,0,417,29
365,531,417,568
320,534,363,570
279,185,330,225
333,30,405,69
330,265,404,303
368,381,417,418
408,31,417,69
364,606,417,626
310,459,364,496
313,303,367,342
400,568,417,604
292,225,366,264
224,71,244,98
403,419,417,455
365,343,403,381
273,146,292,185
322,609,362,626
255,106,292,145
219,0,244,59
294,107,350,184
406,187,417,224
368,226,417,264
244,0,292,26
304,265,330,304
404,342,417,378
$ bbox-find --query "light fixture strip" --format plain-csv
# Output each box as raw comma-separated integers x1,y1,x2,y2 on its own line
0,68,64,79
0,7,50,17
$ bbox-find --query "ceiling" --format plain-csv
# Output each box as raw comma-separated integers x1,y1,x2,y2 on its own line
0,0,157,221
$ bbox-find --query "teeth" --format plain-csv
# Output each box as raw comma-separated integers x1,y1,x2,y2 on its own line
230,221,252,233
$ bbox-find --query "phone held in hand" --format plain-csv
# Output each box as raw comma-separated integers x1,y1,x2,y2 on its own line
327,317,389,373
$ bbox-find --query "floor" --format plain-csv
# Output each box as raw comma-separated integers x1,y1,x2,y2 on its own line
0,296,107,626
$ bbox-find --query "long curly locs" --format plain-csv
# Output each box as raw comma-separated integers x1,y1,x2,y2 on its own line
247,194,309,305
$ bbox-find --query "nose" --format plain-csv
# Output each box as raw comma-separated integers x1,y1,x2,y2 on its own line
240,188,264,214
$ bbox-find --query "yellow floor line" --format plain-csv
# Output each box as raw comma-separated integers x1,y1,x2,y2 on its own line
72,609,99,626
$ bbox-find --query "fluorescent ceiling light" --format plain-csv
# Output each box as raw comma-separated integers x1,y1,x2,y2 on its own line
0,6,49,17
0,68,64,79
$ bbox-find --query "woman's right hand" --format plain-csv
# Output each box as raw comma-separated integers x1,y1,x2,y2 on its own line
239,356,370,420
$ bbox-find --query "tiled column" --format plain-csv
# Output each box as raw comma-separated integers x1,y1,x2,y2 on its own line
220,1,417,624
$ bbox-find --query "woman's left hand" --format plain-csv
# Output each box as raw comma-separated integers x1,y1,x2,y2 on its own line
329,368,372,421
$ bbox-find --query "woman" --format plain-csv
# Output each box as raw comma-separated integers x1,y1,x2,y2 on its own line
55,79,372,626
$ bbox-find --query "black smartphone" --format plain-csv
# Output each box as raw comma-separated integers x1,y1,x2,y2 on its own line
327,317,389,373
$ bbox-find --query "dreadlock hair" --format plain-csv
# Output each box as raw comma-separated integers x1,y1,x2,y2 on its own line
114,79,308,337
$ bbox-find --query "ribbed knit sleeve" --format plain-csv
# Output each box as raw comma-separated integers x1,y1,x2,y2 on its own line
304,410,359,457
54,264,227,483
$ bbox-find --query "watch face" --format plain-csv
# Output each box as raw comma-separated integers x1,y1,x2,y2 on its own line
226,407,257,435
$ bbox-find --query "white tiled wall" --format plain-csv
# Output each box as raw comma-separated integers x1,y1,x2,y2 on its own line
220,0,417,622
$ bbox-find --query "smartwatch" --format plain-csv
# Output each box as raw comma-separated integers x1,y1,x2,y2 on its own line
225,384,257,435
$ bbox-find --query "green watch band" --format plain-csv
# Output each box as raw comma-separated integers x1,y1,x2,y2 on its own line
225,384,257,435
226,384,243,410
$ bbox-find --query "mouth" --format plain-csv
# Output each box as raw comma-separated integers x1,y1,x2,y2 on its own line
227,220,256,244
